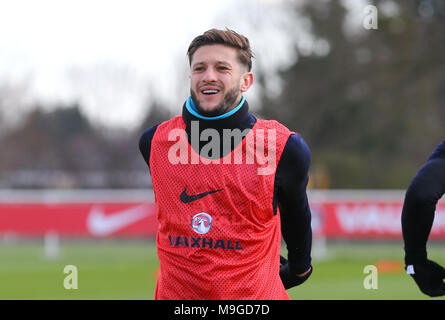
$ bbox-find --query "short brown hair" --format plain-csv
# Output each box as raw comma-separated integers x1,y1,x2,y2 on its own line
187,28,253,72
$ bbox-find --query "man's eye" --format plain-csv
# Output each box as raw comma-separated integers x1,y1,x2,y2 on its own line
218,66,229,71
194,67,204,72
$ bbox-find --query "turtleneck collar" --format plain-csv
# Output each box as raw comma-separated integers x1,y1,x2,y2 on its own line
185,96,246,120
181,96,257,157
182,96,256,132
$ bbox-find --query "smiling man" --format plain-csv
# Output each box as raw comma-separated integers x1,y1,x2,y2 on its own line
139,28,313,300
189,42,252,117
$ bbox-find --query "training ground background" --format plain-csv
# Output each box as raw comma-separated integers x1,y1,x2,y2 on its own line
1,238,445,300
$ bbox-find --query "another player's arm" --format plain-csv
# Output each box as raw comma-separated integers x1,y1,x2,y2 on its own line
275,134,312,289
401,148,445,297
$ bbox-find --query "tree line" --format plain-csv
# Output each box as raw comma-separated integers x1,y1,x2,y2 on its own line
0,0,443,189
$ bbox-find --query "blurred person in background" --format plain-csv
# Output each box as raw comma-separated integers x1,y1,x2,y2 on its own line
139,28,312,299
402,140,445,297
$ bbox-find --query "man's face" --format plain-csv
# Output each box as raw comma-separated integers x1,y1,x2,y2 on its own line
190,44,253,117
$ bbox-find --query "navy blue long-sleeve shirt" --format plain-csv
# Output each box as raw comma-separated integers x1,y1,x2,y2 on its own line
139,99,312,274
402,140,445,265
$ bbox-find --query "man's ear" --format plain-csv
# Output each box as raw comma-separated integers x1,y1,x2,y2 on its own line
240,72,254,93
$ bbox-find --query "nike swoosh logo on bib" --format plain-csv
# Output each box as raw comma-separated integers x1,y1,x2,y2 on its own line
180,187,223,203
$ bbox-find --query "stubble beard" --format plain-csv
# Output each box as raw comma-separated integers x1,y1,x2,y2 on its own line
190,84,241,117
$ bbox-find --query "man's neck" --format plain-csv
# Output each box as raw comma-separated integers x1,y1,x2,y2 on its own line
182,97,256,158
185,96,246,121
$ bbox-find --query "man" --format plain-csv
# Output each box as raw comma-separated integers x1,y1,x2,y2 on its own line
139,28,312,300
402,140,445,297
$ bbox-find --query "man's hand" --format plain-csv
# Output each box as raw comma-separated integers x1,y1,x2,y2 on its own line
406,259,445,297
279,255,312,290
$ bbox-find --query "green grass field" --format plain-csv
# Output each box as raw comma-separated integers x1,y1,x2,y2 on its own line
1,239,444,300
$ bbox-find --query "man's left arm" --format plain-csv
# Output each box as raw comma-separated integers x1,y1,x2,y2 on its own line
275,134,312,289
401,146,445,297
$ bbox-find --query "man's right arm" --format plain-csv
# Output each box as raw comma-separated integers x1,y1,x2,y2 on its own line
138,125,158,170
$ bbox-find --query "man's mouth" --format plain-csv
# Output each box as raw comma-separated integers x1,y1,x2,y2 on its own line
200,87,221,95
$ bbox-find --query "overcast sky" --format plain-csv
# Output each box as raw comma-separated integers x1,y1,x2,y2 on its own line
0,0,368,129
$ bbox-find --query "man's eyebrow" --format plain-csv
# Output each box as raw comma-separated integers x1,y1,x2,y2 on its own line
192,61,232,68
192,62,206,67
216,61,232,66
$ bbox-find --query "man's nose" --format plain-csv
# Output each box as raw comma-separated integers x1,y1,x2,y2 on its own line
202,67,218,82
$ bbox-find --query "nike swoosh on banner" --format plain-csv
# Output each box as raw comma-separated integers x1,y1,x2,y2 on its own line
87,204,152,237
180,188,223,203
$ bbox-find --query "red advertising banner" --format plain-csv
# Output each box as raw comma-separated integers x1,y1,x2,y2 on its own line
0,202,158,237
0,190,444,239
311,201,445,239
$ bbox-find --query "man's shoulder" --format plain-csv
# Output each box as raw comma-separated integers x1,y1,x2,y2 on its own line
139,125,158,146
282,133,311,163
275,133,311,183
253,118,311,164
256,118,291,132
138,125,159,163
413,140,445,184
139,116,183,142
429,140,445,161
